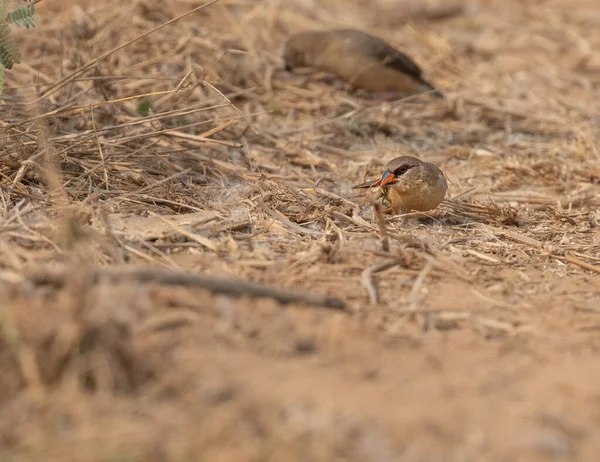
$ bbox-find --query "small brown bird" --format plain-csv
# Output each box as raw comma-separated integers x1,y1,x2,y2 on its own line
353,156,447,215
283,29,443,98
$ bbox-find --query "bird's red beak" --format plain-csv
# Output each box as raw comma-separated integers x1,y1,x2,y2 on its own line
376,169,397,187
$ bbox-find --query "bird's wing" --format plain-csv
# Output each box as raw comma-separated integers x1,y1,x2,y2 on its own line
370,42,423,80
334,29,424,80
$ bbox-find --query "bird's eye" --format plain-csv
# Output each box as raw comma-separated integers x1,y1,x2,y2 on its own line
394,165,409,176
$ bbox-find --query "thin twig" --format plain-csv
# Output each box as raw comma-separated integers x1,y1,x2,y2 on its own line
90,107,110,190
407,260,433,312
147,211,218,252
485,225,545,248
257,199,323,237
122,168,192,197
553,252,600,274
373,202,390,252
361,260,402,305
203,80,260,135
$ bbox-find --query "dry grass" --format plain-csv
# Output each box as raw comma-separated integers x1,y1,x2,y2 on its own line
1,0,600,460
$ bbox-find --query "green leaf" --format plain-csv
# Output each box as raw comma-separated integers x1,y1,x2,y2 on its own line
0,1,10,22
136,98,153,117
0,24,20,69
6,4,36,29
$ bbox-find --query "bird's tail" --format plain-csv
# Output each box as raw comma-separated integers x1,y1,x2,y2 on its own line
418,79,444,99
352,180,379,189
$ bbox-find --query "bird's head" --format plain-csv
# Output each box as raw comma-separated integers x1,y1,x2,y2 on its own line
283,44,307,71
283,33,320,71
375,162,416,187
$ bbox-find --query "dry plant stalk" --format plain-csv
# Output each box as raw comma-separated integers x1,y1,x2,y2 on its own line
373,202,390,252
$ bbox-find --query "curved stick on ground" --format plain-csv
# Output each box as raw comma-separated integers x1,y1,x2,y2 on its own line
27,267,347,311
361,260,403,305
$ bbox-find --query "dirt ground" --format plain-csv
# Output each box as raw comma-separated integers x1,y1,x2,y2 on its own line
1,0,600,460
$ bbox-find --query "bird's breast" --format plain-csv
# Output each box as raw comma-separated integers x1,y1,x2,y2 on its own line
388,176,446,213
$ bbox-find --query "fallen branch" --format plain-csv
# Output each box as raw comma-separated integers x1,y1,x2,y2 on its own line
27,267,346,311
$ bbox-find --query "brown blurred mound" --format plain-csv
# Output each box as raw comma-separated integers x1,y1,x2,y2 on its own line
1,0,600,461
